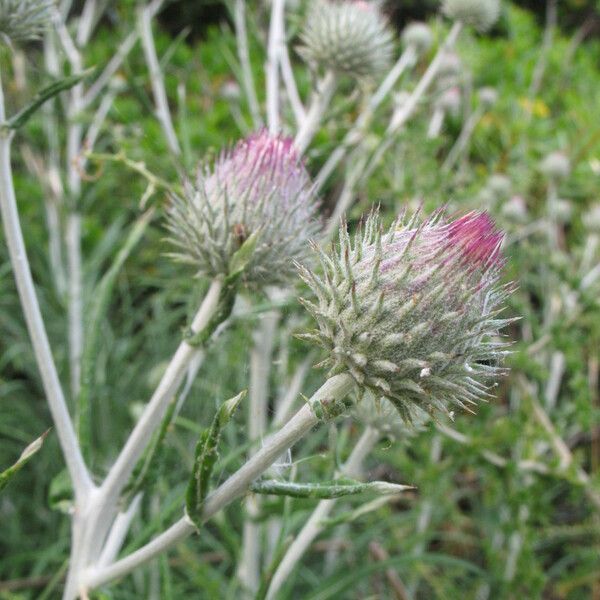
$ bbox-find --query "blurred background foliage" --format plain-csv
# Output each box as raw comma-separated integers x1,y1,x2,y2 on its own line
1,1,600,599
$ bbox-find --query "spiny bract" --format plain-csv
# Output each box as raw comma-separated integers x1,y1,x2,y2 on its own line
298,0,394,78
298,210,513,422
166,131,320,288
442,0,501,32
0,0,53,45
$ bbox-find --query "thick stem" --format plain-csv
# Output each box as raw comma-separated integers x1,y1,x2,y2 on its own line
85,374,355,589
266,426,380,599
294,71,337,156
0,78,92,500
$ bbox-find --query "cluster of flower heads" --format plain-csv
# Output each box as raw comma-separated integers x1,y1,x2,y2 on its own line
0,0,53,46
298,0,394,78
442,0,501,32
298,210,513,422
166,131,320,288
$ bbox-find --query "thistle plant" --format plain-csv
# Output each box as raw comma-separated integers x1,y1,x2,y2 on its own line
166,130,320,287
299,210,512,422
442,0,501,32
298,0,394,78
0,0,53,45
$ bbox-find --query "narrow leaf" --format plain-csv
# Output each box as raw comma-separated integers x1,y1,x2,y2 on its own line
227,229,261,277
248,478,414,499
185,390,246,528
7,68,96,129
0,430,50,493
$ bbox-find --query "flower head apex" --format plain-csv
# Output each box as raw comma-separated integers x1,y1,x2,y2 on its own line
167,130,320,288
298,209,513,423
299,0,394,78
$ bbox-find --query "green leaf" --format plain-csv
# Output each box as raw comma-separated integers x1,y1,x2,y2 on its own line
0,429,50,493
185,390,246,528
227,228,261,278
248,478,414,499
78,209,154,460
6,68,96,130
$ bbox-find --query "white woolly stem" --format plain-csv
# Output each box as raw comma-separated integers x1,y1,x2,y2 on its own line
364,22,463,181
441,105,485,172
427,106,446,138
280,34,306,126
266,426,380,600
266,0,286,133
84,375,355,590
239,311,280,593
315,46,416,191
0,74,92,501
234,0,262,129
294,70,337,156
138,1,181,156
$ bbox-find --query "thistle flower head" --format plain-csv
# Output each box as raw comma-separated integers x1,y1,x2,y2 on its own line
298,210,512,422
437,86,462,115
442,0,501,32
167,131,320,288
478,86,498,108
487,174,512,200
402,22,433,55
298,0,394,78
0,0,53,46
540,152,571,181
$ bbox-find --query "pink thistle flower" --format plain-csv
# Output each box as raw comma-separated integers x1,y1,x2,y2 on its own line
298,209,513,422
166,130,320,287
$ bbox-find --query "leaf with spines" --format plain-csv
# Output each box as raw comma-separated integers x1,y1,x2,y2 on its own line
248,477,414,499
185,391,246,529
0,430,49,493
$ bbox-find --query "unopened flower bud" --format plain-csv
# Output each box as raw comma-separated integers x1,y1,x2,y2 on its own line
402,22,433,55
487,174,511,200
167,131,320,287
0,0,53,45
437,86,462,116
502,195,528,223
478,86,498,108
299,0,394,78
442,0,501,32
438,52,462,77
550,198,572,223
540,152,571,181
299,210,512,422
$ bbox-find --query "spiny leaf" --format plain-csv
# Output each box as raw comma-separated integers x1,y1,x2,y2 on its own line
248,477,414,499
0,430,50,494
185,390,246,528
6,68,95,129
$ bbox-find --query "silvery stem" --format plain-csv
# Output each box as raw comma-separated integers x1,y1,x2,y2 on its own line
294,70,337,156
85,374,355,590
441,105,485,172
138,1,181,156
266,0,286,133
265,426,380,600
314,46,416,191
0,76,92,500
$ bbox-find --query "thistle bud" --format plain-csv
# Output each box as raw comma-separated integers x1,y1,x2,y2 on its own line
487,174,511,200
298,0,394,78
437,86,462,116
442,0,501,32
0,0,53,45
501,195,528,223
438,52,462,77
478,86,498,108
540,152,571,181
167,131,320,287
401,22,433,55
299,210,512,422
583,205,600,233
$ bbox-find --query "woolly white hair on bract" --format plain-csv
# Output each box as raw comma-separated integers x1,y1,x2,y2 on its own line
0,0,53,45
166,131,320,288
298,209,513,423
298,0,394,78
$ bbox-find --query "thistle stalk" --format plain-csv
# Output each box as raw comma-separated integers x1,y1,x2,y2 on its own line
84,374,355,590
